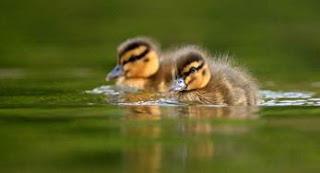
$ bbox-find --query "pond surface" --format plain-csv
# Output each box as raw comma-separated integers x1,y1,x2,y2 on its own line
0,68,319,173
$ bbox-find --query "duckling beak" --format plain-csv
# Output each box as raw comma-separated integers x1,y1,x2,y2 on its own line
106,65,123,81
170,78,187,92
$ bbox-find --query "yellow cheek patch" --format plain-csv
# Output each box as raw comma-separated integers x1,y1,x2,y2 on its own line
120,46,148,64
122,51,159,78
185,72,200,86
184,65,211,90
184,75,193,85
123,63,132,74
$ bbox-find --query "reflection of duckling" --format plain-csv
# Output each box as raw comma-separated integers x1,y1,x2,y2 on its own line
170,46,260,105
124,105,161,120
106,37,174,92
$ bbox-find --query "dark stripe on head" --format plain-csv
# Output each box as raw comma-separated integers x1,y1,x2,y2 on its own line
119,41,151,58
122,47,150,65
177,52,204,75
182,61,205,78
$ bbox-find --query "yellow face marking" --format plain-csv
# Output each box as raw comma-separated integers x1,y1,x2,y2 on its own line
120,46,148,64
184,64,211,90
122,50,159,78
182,61,203,74
184,75,193,85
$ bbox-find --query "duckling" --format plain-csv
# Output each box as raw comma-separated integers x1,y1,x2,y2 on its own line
106,37,174,92
170,46,260,105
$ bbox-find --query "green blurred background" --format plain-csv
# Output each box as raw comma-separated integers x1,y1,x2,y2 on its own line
1,0,319,83
1,1,320,173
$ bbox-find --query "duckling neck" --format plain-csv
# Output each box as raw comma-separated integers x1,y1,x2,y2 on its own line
116,76,148,90
147,62,174,92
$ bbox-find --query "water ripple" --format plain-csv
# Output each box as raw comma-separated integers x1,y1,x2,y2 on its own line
86,86,320,107
260,90,320,106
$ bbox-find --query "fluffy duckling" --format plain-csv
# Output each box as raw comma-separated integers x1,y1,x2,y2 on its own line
170,46,260,105
106,37,174,92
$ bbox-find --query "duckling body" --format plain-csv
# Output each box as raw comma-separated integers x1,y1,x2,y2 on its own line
106,37,174,92
171,46,260,106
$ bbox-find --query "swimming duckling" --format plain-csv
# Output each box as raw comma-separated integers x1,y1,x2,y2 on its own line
106,37,174,92
170,46,260,105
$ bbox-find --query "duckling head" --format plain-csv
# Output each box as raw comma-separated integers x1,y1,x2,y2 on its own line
171,48,211,92
106,37,160,81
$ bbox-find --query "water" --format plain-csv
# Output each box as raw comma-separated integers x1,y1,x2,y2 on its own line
87,85,320,107
1,76,320,173
1,79,320,173
261,90,320,106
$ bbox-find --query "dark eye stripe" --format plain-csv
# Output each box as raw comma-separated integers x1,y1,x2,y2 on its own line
122,47,150,65
182,61,205,78
119,42,149,57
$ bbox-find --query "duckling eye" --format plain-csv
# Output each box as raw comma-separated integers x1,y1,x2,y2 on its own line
190,67,197,73
143,58,149,62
